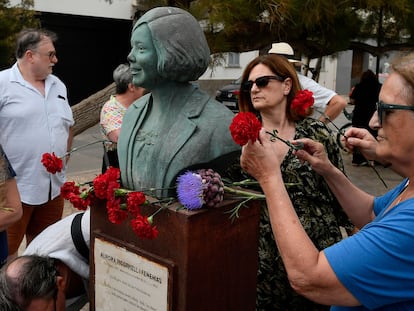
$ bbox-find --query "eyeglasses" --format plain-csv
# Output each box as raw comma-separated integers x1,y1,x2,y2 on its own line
33,50,57,60
376,100,414,125
242,75,285,92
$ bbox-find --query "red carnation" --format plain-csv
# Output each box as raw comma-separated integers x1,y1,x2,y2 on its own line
127,191,147,216
68,193,89,211
106,180,121,201
104,167,121,182
291,89,314,116
106,198,128,224
130,215,158,239
41,152,63,174
93,174,110,199
60,181,80,200
229,112,262,146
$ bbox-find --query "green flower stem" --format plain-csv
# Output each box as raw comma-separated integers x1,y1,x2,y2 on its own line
314,108,348,139
63,140,111,158
223,185,266,221
370,164,388,189
223,185,266,199
226,196,256,220
265,130,304,150
147,198,176,218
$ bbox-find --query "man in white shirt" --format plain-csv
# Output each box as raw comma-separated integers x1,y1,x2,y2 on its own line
0,28,74,259
269,42,347,123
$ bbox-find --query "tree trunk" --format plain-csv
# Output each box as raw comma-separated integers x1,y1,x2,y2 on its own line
71,83,115,136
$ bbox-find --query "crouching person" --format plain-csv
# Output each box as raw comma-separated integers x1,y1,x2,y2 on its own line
0,209,90,311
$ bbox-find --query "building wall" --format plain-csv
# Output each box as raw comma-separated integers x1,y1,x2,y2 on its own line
199,50,348,97
10,0,134,19
9,1,135,105
40,12,133,105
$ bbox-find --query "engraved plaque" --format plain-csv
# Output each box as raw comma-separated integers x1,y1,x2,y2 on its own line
94,237,170,311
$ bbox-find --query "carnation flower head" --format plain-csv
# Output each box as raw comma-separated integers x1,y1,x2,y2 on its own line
41,152,63,174
229,112,262,146
291,89,314,117
131,215,158,239
127,191,147,216
60,181,80,200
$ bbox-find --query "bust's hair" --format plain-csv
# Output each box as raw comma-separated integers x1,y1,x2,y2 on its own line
15,28,57,59
134,7,210,82
113,63,132,94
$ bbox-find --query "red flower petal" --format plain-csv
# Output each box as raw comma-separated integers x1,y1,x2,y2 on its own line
130,215,158,239
229,112,262,146
291,90,314,116
41,152,63,174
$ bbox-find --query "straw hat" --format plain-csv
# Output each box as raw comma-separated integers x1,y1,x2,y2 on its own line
268,42,301,63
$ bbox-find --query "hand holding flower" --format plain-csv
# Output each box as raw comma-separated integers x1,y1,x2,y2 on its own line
291,138,335,176
240,129,282,184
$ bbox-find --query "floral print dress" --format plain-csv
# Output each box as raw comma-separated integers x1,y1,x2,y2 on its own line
256,118,354,311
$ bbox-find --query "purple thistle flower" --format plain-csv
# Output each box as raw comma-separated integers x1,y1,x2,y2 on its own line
176,171,206,210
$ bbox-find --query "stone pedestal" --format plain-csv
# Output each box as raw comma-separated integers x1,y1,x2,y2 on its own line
90,199,261,311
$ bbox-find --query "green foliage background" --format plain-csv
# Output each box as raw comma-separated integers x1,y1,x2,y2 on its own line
0,0,39,69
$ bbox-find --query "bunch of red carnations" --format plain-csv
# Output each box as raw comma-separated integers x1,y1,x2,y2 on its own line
61,167,159,239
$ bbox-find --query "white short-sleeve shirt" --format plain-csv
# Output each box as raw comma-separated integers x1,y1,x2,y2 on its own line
0,63,74,204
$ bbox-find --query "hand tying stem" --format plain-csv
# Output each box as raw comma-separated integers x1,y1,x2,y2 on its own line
265,130,304,150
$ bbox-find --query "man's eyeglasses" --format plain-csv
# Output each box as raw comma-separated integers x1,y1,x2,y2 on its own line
33,50,57,60
242,75,285,92
376,100,414,125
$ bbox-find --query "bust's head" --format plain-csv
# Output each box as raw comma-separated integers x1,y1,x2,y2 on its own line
129,7,210,85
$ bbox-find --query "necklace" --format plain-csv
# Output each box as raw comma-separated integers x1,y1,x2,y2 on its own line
395,186,409,206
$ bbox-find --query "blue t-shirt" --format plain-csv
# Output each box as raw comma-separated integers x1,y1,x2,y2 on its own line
325,179,414,310
0,144,16,267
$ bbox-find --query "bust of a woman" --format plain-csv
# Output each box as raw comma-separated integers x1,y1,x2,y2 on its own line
118,7,241,198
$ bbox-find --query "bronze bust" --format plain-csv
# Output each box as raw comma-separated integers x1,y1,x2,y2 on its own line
118,7,241,198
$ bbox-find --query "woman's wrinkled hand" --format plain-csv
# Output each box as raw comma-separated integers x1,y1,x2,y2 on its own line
292,138,334,176
343,127,379,161
240,128,280,183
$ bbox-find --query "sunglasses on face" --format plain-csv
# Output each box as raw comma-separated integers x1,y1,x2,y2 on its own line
242,75,285,92
376,100,414,125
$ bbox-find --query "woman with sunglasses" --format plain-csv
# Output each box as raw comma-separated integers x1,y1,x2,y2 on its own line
240,52,414,310
238,54,354,310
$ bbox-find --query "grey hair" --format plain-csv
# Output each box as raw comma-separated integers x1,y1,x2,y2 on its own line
133,7,210,82
15,28,57,59
390,52,414,105
1,255,58,309
113,63,133,94
0,280,20,311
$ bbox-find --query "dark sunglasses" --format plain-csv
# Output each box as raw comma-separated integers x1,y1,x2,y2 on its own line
242,75,285,92
376,100,414,125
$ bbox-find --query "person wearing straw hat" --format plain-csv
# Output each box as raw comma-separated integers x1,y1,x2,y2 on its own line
269,42,347,123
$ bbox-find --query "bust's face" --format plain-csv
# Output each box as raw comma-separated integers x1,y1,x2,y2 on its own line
128,24,159,89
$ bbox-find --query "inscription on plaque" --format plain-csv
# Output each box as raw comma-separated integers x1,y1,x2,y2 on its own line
94,238,170,311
